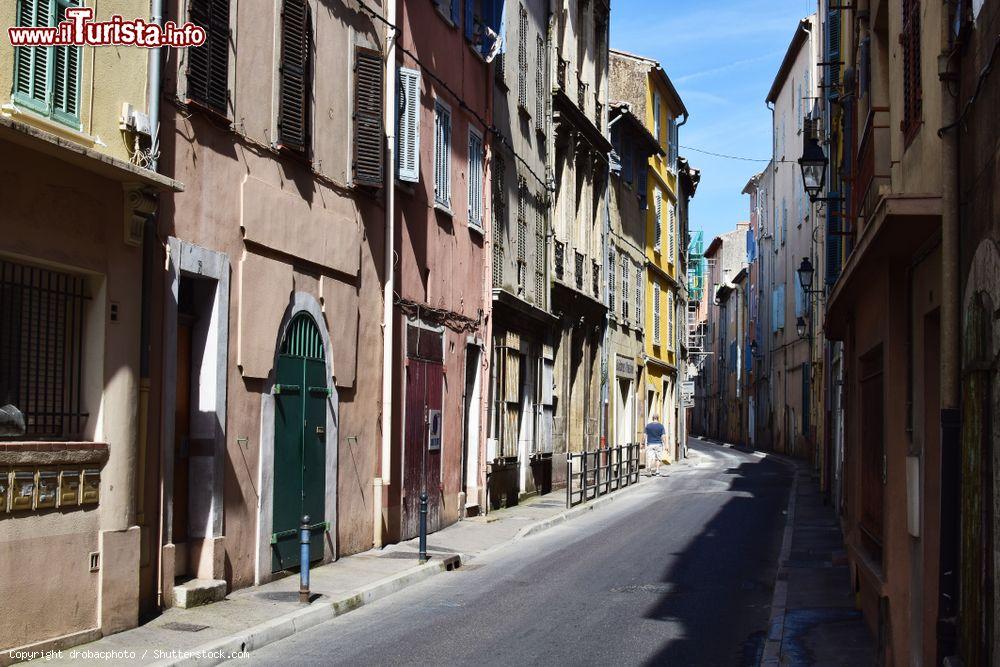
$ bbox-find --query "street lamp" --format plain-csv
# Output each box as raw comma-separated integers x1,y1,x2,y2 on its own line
798,136,827,202
796,316,808,339
750,340,759,359
797,257,815,293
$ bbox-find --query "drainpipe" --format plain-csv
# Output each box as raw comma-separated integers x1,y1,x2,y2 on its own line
936,19,961,659
375,4,398,550
766,100,775,450
144,0,163,606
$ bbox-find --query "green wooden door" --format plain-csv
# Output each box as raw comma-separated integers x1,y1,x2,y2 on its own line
272,314,328,572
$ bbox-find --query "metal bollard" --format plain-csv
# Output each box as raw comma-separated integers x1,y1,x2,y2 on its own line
418,490,428,563
299,515,310,603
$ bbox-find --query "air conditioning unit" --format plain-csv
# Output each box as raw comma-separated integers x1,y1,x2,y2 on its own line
119,103,152,138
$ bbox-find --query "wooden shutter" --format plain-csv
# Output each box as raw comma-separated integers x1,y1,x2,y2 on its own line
465,0,475,40
47,1,79,125
637,166,648,209
668,291,674,350
608,247,616,313
535,35,544,129
433,102,451,205
517,5,528,108
653,189,663,252
653,283,661,344
534,196,546,305
14,0,51,112
667,203,676,263
187,0,230,115
353,47,384,187
468,131,483,227
635,263,642,328
278,0,310,153
397,67,421,183
621,254,629,321
653,92,661,141
901,0,922,140
450,0,460,27
492,155,506,288
825,9,841,99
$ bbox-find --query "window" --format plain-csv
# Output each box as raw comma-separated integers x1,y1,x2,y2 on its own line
652,283,661,345
667,116,678,168
621,133,633,185
608,248,616,314
397,68,421,183
653,188,663,252
492,156,506,288
468,130,484,227
13,0,82,128
433,101,452,207
667,291,675,351
278,0,311,153
781,202,788,246
535,35,545,130
771,284,786,332
621,254,630,322
353,47,384,186
534,195,546,306
186,0,230,116
652,91,662,143
516,178,527,290
0,259,89,440
635,263,643,329
667,202,676,265
901,0,922,141
637,166,648,209
517,5,528,108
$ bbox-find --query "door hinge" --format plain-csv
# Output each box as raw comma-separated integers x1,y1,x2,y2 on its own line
274,384,301,395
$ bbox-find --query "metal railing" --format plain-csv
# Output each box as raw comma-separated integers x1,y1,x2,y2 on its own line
566,443,641,508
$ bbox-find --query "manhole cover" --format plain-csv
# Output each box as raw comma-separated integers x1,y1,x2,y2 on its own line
610,583,678,595
162,622,209,633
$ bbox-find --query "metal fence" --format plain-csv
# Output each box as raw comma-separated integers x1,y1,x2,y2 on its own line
565,443,641,508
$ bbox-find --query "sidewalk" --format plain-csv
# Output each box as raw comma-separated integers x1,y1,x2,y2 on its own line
759,456,875,666
22,479,646,667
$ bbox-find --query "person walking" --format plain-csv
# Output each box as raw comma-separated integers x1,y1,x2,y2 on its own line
644,414,666,476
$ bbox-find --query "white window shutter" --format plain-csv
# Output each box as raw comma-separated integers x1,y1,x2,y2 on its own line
608,247,616,312
398,68,421,183
635,264,642,328
653,92,661,142
621,254,629,321
668,291,674,350
654,189,663,252
667,203,676,263
653,283,661,345
468,131,483,226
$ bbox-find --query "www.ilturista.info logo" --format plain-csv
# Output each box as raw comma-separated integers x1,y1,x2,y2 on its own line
8,7,206,48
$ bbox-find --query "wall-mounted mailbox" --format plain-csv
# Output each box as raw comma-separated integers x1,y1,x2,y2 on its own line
36,470,58,509
81,469,100,505
59,469,81,507
0,469,9,513
11,470,35,511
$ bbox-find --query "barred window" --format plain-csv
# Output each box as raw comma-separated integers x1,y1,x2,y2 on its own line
1,259,89,440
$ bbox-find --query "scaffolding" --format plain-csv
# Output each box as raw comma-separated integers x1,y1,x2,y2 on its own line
686,231,708,360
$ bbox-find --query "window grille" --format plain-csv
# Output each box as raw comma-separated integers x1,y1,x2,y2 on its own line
0,259,89,440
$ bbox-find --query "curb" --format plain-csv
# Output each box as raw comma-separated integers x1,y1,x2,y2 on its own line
759,462,799,666
156,555,462,666
151,476,655,664
512,479,648,541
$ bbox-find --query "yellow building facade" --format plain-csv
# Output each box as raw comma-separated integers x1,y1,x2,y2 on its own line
644,70,686,461
610,50,687,462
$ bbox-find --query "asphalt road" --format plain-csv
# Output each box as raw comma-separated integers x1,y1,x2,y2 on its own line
240,440,792,666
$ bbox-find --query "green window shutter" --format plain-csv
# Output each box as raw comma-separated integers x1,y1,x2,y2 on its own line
51,1,82,127
14,0,53,115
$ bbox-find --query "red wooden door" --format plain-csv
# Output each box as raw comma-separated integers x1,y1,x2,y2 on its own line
403,327,444,540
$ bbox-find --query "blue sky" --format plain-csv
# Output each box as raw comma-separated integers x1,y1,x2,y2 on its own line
610,0,814,243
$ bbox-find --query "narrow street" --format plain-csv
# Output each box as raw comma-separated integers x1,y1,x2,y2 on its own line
241,441,791,666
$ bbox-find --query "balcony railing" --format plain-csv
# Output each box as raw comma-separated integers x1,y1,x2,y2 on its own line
557,56,567,91
854,107,891,238
577,80,588,112
554,240,565,280
595,96,603,129
592,259,601,298
575,251,585,291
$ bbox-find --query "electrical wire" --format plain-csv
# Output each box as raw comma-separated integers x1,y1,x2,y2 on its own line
679,144,795,164
939,34,1000,136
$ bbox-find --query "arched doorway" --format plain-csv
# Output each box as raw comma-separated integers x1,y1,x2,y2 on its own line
271,313,329,572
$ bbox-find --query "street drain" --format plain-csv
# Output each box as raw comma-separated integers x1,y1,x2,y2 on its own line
162,622,209,633
610,583,678,595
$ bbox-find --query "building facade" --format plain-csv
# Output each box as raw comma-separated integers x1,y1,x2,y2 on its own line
549,0,611,460
607,104,662,451
487,0,556,509
609,49,687,463
0,0,181,650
